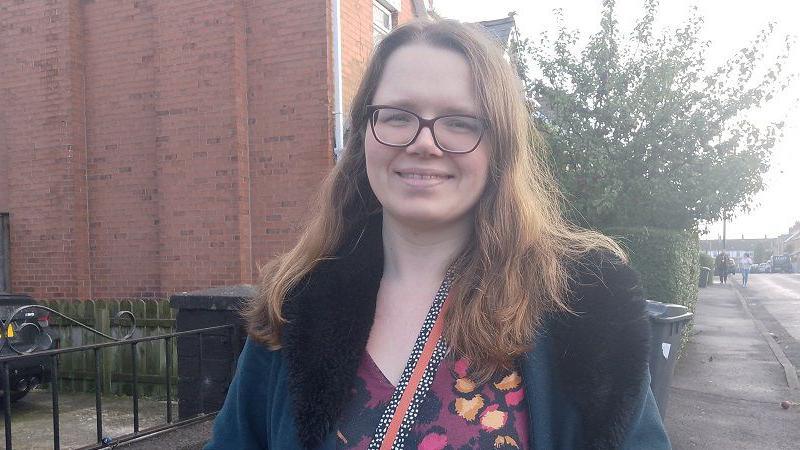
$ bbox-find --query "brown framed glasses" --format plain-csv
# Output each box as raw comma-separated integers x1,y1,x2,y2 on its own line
366,105,487,154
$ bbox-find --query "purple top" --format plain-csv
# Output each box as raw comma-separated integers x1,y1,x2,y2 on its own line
336,351,531,449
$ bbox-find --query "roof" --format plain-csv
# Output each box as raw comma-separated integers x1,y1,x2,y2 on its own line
785,231,800,244
475,16,516,47
700,238,775,253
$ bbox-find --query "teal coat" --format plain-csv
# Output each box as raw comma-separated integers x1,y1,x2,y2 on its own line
206,218,671,449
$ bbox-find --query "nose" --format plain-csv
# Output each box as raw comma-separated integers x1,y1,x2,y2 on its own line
405,124,442,157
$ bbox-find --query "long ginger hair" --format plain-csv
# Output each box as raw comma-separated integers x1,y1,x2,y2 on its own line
244,19,625,382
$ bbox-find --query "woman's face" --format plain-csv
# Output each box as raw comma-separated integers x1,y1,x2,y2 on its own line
364,43,491,230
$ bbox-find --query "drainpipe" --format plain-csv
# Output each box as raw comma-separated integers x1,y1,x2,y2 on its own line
332,0,345,161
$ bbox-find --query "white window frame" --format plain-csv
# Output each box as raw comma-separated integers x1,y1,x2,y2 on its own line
373,1,393,45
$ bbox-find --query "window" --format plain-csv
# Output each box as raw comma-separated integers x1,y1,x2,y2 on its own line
0,213,9,293
373,1,393,45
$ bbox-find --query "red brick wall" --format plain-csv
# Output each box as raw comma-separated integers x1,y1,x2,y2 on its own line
340,0,373,110
396,0,418,24
0,0,92,299
0,0,335,299
339,0,419,110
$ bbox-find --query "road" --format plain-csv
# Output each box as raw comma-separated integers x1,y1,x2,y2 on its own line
734,272,800,373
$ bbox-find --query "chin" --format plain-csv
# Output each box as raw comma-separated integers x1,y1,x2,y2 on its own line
384,206,466,230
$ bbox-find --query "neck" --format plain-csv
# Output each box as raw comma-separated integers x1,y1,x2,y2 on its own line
381,213,473,283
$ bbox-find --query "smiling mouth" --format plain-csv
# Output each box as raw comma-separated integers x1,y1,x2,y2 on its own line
394,171,453,188
396,172,453,180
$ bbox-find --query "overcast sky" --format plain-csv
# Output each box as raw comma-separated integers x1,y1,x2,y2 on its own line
433,0,800,240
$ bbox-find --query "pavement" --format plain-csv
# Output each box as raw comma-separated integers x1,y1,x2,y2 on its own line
664,277,800,449
0,390,168,449
0,389,213,449
115,418,212,450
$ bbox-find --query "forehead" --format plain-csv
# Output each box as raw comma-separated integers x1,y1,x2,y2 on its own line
371,43,479,115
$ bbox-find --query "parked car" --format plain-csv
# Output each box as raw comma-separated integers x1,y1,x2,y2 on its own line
771,255,793,273
0,293,59,402
758,262,771,273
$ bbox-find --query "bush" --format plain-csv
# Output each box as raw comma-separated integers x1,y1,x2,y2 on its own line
698,252,714,268
605,227,700,354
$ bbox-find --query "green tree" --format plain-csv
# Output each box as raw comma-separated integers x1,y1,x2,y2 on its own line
513,0,794,230
753,241,772,264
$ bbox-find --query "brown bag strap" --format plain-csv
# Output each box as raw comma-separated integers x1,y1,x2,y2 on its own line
379,293,451,449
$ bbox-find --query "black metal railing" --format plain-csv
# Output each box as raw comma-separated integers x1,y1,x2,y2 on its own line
0,304,236,450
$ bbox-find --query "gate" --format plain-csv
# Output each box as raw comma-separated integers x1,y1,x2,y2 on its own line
0,304,236,449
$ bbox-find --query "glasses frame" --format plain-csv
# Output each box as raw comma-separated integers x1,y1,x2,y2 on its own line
366,104,488,154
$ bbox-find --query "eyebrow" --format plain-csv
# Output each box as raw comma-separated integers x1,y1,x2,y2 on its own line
380,99,480,117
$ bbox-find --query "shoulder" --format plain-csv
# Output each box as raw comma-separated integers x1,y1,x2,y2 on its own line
553,250,649,368
550,249,649,369
206,337,285,449
223,337,288,408
237,336,286,381
564,250,646,323
222,337,285,403
543,250,653,448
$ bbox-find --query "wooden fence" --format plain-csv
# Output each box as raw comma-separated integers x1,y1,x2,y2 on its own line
39,299,176,399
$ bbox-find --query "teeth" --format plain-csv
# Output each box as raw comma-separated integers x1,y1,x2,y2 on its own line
399,173,448,180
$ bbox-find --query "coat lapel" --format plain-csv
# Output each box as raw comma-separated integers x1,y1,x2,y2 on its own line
547,255,651,449
280,220,650,450
279,216,384,449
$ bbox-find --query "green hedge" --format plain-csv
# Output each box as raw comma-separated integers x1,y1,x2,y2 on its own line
605,227,699,308
605,227,700,354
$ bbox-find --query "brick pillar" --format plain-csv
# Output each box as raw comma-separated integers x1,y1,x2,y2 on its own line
79,0,163,299
152,0,253,293
245,0,334,272
0,0,92,299
64,0,92,300
231,0,254,285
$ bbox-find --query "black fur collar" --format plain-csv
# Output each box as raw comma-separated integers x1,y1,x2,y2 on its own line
280,216,650,449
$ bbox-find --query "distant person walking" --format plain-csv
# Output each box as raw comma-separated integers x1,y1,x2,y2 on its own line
715,252,728,284
740,253,753,287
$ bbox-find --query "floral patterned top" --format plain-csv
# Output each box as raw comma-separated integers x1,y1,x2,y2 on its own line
336,350,530,449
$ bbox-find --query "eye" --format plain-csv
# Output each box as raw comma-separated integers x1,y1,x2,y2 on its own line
377,110,414,127
441,117,480,133
385,114,411,123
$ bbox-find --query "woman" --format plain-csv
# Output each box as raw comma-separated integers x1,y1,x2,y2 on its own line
715,253,728,284
740,253,753,287
206,19,670,449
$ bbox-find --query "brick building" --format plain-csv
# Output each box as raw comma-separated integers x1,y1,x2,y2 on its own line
780,221,800,272
0,0,430,300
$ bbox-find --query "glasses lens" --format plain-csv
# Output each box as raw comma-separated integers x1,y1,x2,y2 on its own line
372,108,419,146
434,116,484,153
